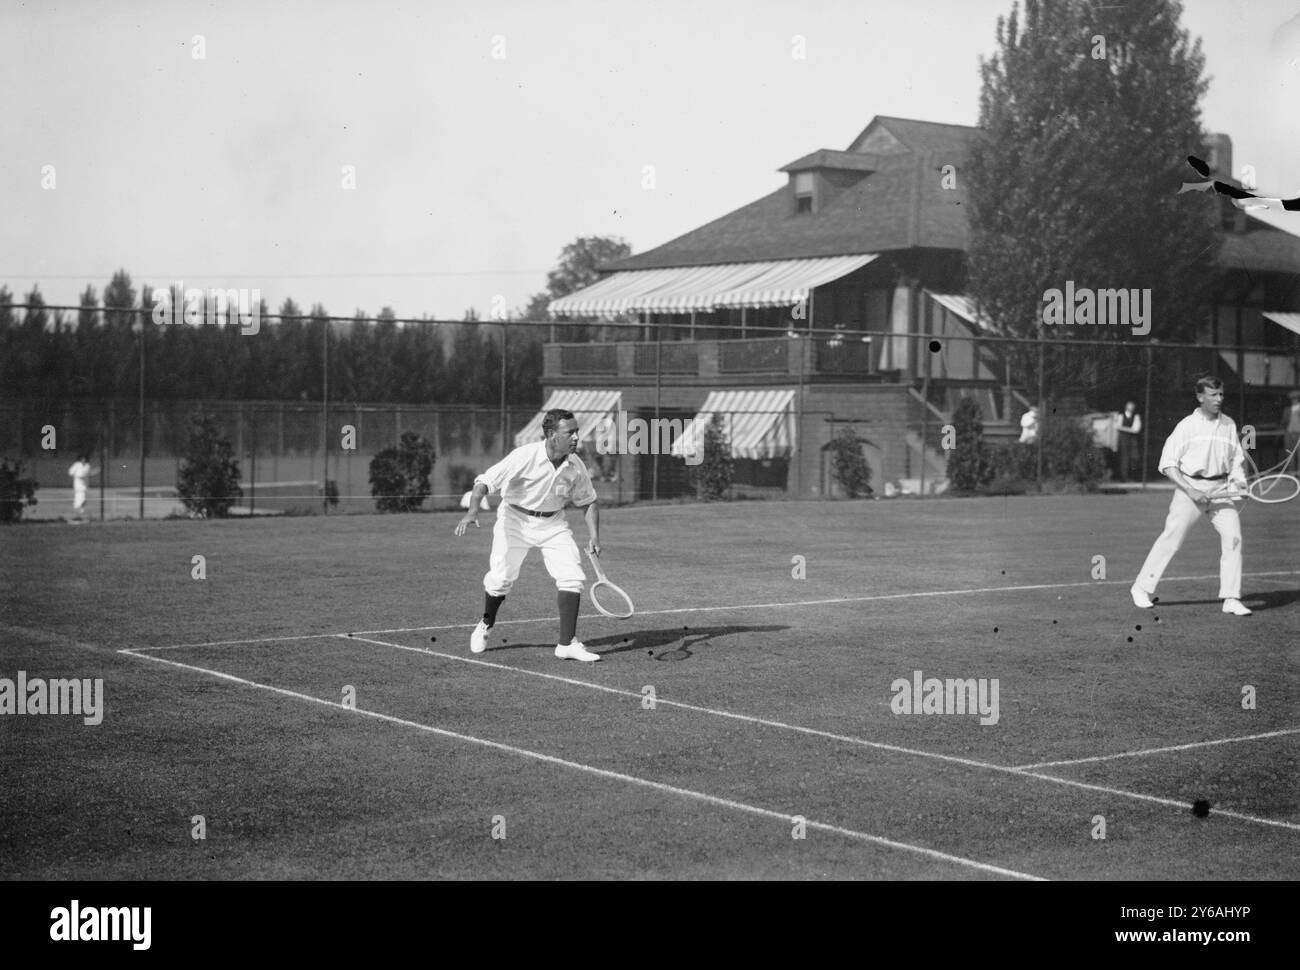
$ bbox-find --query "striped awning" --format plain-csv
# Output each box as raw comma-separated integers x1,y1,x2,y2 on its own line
514,389,621,448
926,292,995,332
1262,311,1300,337
711,255,878,308
549,255,876,317
671,389,796,460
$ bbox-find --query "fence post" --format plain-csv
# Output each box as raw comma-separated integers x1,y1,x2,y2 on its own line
1142,342,1153,490
249,409,256,516
1036,329,1045,492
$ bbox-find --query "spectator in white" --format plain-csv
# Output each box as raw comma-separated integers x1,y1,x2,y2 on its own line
67,454,97,522
1019,407,1039,445
1116,400,1142,480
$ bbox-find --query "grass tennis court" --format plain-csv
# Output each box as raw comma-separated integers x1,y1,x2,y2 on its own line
2,492,1297,880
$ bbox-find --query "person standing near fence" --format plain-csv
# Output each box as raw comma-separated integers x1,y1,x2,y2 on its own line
67,454,97,523
1019,406,1039,445
1116,400,1142,480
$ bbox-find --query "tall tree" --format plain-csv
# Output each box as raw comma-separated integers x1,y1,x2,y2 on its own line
103,269,138,332
966,0,1219,407
21,285,48,332
524,234,633,342
447,313,485,403
77,285,100,332
0,286,14,332
543,235,631,301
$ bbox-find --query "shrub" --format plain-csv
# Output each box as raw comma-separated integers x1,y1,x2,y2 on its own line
370,430,436,512
176,414,243,517
946,397,986,492
828,427,873,497
978,414,1107,493
982,441,1037,484
692,414,733,501
0,458,39,522
1039,413,1109,486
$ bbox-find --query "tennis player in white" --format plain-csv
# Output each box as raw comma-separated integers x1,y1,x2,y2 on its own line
454,409,603,661
1131,377,1251,616
68,454,97,522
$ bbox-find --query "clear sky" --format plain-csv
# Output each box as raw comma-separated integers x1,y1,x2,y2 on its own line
2,0,1296,322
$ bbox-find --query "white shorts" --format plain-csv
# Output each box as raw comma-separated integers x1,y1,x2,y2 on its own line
483,505,587,595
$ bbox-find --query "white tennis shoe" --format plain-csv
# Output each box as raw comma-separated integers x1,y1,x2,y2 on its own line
555,640,600,662
470,620,490,653
1130,584,1154,609
1222,598,1252,616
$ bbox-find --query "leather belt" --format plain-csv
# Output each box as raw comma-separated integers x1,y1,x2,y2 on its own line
1187,473,1227,480
509,504,560,517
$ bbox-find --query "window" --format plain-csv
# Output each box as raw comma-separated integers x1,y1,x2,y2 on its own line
794,172,814,214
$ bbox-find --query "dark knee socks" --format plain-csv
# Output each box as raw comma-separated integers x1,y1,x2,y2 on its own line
483,593,506,628
558,590,580,645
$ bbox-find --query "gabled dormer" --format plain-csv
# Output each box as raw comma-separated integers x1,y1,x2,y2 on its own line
779,150,878,215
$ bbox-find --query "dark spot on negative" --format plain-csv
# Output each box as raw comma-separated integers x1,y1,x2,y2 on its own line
928,340,941,353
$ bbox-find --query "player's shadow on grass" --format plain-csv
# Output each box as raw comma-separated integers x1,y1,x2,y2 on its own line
1152,588,1300,612
490,624,789,659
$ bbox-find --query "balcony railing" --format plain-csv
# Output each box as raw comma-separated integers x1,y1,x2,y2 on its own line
547,336,884,380
633,342,699,374
560,343,618,374
719,339,787,373
814,338,875,375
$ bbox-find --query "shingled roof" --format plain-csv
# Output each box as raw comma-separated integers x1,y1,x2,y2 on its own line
604,115,1300,276
607,116,982,271
1221,216,1300,274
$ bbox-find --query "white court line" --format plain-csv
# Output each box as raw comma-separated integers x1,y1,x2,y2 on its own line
1014,728,1300,770
137,569,1300,651
136,633,345,651
345,569,1300,637
116,647,1044,881
349,635,1300,833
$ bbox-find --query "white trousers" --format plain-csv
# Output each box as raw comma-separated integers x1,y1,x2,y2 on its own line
483,505,586,596
1135,489,1242,600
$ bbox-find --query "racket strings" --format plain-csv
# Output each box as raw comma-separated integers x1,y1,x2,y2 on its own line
1237,437,1300,501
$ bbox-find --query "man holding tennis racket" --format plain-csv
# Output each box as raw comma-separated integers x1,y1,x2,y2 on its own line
454,409,604,662
1130,377,1252,616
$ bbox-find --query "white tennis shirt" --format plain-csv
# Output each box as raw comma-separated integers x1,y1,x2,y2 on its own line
68,460,92,493
475,441,597,513
1157,409,1245,483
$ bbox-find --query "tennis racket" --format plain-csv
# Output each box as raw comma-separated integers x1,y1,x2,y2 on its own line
1206,474,1300,505
585,549,635,618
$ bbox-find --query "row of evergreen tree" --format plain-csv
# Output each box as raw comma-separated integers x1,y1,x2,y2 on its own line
0,273,545,405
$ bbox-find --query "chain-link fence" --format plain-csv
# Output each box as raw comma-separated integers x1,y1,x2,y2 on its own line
1,400,541,516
